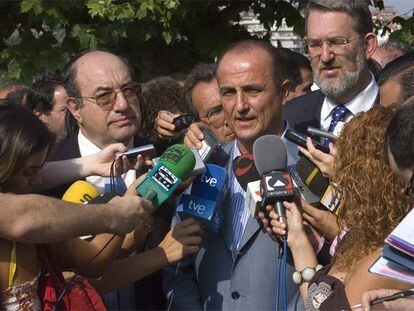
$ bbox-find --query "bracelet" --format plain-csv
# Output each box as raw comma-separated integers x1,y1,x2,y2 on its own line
292,264,323,285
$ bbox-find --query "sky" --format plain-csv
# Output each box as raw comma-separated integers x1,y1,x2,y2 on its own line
383,0,414,15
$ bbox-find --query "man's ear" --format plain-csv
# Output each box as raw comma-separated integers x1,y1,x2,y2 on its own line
364,32,377,59
280,78,291,107
66,98,82,124
33,109,48,123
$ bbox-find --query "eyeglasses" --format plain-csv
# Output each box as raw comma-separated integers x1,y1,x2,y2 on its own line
199,106,226,129
303,36,363,56
69,83,142,111
405,172,414,197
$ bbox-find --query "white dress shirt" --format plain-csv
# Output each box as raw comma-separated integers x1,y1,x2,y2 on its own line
78,130,136,193
320,73,378,136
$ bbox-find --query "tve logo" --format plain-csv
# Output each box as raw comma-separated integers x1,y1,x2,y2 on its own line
187,199,206,215
200,173,217,187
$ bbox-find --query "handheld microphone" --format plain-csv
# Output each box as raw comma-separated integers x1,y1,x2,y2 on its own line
198,129,220,162
233,153,260,191
177,164,227,233
253,135,295,232
136,144,196,208
62,180,100,204
307,126,338,142
245,180,262,217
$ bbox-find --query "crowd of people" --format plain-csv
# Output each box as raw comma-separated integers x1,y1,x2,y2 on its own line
0,0,414,310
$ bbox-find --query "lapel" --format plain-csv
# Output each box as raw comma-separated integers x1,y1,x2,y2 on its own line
217,142,236,254
216,142,263,259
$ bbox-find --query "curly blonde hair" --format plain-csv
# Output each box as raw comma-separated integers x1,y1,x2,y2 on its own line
331,105,414,271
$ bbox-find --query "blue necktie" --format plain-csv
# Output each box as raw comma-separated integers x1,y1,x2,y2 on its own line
323,105,349,147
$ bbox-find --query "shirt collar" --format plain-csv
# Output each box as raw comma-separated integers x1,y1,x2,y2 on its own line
321,72,378,122
78,130,134,157
231,121,299,166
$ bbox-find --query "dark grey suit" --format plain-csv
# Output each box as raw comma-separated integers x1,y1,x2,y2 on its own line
283,90,325,136
163,142,300,310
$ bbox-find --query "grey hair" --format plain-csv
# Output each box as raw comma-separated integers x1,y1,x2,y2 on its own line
304,0,374,36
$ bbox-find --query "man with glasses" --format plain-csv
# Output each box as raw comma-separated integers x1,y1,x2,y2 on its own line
155,63,235,145
47,50,152,309
279,1,379,258
284,0,378,142
49,50,145,196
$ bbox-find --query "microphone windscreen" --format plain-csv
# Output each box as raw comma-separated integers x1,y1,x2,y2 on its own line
232,153,260,191
295,157,329,198
62,180,100,204
159,144,196,180
253,135,287,175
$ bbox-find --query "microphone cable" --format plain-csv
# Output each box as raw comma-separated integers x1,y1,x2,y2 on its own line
54,159,119,310
282,239,288,311
275,238,288,311
53,234,116,310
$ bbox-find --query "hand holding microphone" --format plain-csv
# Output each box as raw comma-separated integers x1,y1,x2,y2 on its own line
297,137,337,179
268,201,306,248
158,217,203,264
253,135,296,239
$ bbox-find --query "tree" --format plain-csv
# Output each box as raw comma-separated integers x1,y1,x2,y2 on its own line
0,0,411,85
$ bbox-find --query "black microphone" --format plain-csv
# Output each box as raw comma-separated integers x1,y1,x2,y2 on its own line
232,153,260,191
253,135,295,235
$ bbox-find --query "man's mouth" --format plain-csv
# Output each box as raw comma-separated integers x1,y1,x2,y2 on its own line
110,116,135,125
320,66,341,77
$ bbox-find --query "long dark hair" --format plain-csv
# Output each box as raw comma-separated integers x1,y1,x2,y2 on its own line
0,99,55,185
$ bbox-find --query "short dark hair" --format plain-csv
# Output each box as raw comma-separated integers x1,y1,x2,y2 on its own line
276,47,311,91
0,101,55,185
378,52,414,104
305,0,374,35
217,40,287,87
183,63,217,117
384,98,414,170
25,73,65,114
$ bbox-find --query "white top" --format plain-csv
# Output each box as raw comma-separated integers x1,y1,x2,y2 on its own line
320,73,378,136
78,130,136,193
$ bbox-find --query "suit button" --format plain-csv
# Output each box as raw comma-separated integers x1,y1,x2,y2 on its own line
231,291,240,300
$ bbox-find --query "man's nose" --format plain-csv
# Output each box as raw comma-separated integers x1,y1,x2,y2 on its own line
320,42,335,64
112,90,129,111
235,91,249,113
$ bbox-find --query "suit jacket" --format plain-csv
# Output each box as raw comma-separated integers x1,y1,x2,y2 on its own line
163,142,299,310
283,90,325,136
284,88,380,136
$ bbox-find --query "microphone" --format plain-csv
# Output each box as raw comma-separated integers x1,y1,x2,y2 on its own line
232,153,260,191
245,180,261,217
253,135,295,231
152,148,206,176
62,180,100,204
136,144,196,208
177,164,228,233
293,157,339,212
198,129,220,162
62,181,118,241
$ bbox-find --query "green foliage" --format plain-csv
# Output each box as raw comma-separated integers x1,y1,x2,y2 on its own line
0,0,412,85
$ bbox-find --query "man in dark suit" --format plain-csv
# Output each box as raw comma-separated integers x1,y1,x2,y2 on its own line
164,40,301,310
284,0,378,140
48,50,168,310
281,0,379,272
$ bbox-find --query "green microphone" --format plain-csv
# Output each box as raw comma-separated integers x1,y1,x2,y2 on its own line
136,144,195,208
